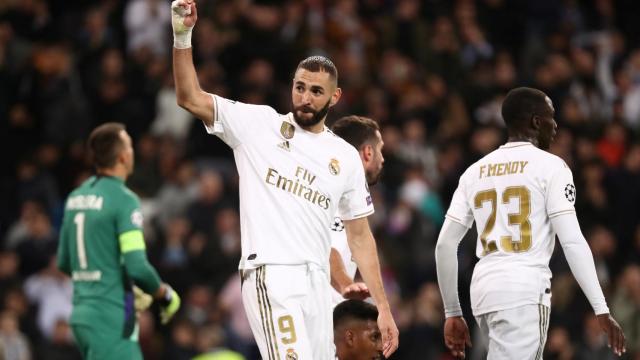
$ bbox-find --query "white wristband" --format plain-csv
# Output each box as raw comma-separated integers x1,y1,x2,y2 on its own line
173,29,192,49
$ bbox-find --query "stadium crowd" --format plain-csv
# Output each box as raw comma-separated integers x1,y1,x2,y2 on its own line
1,0,640,359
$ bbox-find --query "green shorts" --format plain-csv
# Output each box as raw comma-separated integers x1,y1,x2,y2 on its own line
71,323,142,360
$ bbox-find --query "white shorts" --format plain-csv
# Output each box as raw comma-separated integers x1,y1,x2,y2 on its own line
474,304,550,360
241,264,334,360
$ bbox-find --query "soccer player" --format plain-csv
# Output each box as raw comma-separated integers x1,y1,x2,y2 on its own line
334,300,384,360
435,87,626,359
172,0,398,360
329,116,385,306
56,123,181,359
171,1,398,359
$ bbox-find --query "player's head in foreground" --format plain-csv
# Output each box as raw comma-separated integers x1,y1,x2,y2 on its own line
331,116,385,185
292,56,342,130
87,122,134,179
501,87,557,150
334,300,383,360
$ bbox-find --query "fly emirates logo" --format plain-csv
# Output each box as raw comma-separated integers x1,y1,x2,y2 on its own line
265,166,331,210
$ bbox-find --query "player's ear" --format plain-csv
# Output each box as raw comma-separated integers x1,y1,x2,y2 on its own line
531,114,541,130
330,87,342,107
360,144,373,163
117,146,127,166
345,329,355,347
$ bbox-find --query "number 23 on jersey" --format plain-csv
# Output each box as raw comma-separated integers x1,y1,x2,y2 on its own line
474,186,532,255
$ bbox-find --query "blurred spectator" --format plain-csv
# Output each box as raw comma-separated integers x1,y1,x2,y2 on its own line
0,311,31,360
153,160,198,228
192,324,245,360
611,265,640,355
14,160,60,218
186,169,226,236
545,326,576,360
23,256,72,340
150,74,194,141
19,43,90,145
586,225,617,289
124,0,170,57
128,134,162,197
164,318,197,360
10,209,57,278
5,200,44,249
36,319,81,360
219,273,257,359
0,251,20,301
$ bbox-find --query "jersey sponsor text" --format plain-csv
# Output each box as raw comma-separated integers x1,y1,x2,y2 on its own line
265,166,331,210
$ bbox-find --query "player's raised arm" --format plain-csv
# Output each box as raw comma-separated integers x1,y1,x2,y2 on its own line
171,0,214,126
343,217,399,358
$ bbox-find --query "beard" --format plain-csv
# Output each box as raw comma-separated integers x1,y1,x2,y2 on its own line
366,168,382,186
292,99,331,129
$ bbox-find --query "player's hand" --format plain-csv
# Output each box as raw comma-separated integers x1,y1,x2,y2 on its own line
159,285,181,325
133,286,153,312
597,313,626,356
444,316,472,359
377,306,399,358
171,0,197,33
341,282,370,300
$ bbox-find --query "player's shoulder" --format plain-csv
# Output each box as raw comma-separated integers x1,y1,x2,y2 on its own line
524,146,571,174
324,128,358,152
325,130,361,163
119,184,141,205
215,95,280,116
98,177,141,205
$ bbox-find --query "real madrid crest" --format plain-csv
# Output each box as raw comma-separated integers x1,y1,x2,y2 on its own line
329,158,340,175
280,121,295,139
286,349,299,360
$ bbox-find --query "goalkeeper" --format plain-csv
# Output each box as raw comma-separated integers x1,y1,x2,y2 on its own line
57,123,181,359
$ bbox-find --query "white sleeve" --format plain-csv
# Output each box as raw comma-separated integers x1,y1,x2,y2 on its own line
551,213,609,315
445,175,474,228
338,154,374,221
546,161,576,218
435,218,470,318
204,94,279,148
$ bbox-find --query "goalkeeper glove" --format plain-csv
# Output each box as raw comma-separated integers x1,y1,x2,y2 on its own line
133,286,153,312
158,284,181,325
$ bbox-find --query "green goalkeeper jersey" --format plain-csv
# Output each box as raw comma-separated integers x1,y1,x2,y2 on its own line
57,175,161,335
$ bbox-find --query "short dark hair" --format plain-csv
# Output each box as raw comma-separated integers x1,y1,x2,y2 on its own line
501,87,550,129
334,300,379,329
331,116,380,151
87,122,126,169
296,56,338,83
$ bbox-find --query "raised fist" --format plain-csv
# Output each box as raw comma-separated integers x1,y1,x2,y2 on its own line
171,0,197,34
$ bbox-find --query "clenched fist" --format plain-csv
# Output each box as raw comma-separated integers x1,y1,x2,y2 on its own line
171,0,197,48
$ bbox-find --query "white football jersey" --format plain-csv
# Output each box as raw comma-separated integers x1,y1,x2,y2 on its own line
329,217,358,306
206,95,374,270
446,142,576,315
